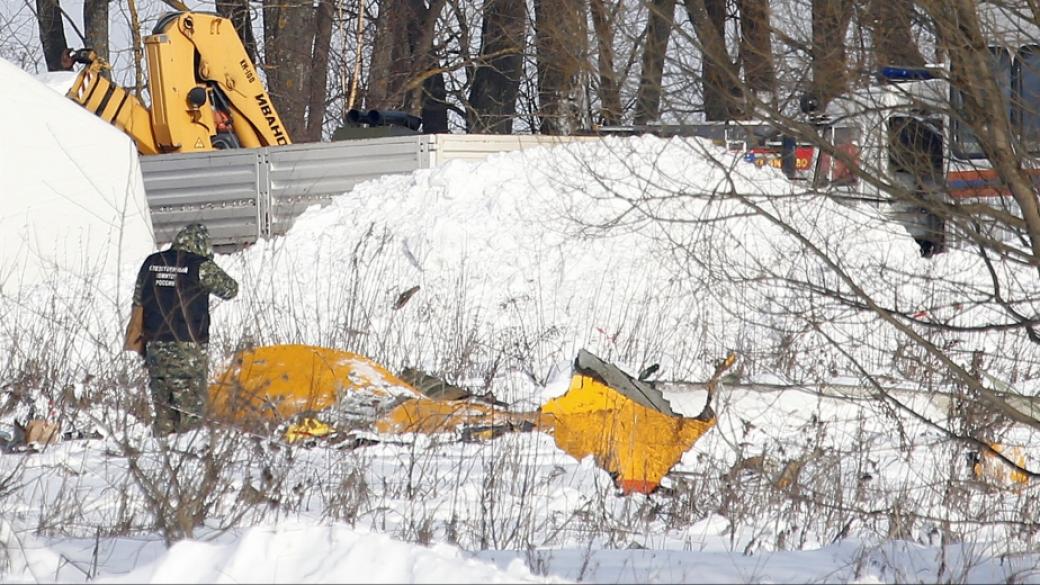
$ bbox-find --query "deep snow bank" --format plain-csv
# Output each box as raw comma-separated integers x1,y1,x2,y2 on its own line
218,134,1027,395
95,524,559,584
0,57,153,296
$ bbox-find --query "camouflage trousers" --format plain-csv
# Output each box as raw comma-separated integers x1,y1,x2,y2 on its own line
144,341,209,436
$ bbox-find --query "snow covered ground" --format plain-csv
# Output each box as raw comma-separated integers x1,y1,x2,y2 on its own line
5,386,1040,583
3,58,1040,583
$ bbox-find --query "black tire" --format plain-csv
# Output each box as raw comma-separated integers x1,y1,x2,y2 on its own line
211,133,241,150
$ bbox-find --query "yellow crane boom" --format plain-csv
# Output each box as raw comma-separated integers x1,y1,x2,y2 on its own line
66,11,291,154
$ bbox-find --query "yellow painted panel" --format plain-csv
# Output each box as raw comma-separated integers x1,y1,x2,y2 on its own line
145,24,215,152
209,344,717,496
284,417,333,443
208,344,421,426
540,374,715,494
974,443,1029,486
376,399,498,434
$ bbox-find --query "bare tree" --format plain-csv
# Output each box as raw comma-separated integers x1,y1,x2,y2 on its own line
682,0,744,121
422,69,450,132
468,0,527,133
534,0,589,134
35,0,68,71
303,0,335,143
407,1,450,123
866,0,925,69
590,0,623,126
367,0,448,115
634,0,676,125
738,0,774,100
83,0,108,63
126,0,145,95
810,0,855,109
367,0,406,108
263,0,317,139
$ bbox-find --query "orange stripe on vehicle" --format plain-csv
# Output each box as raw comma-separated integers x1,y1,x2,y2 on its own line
947,169,1017,199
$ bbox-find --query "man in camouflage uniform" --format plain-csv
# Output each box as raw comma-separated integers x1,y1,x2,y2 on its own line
133,223,238,435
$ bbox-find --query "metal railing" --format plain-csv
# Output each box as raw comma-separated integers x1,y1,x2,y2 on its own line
140,134,595,249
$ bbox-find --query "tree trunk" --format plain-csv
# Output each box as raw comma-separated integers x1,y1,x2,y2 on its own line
367,0,447,114
36,0,69,72
83,0,108,63
534,0,589,134
303,0,334,143
590,0,622,126
811,0,854,109
216,0,258,65
738,0,774,97
634,0,676,125
127,0,144,95
263,0,316,139
405,0,449,115
683,0,744,121
422,70,449,133
468,0,527,134
867,0,925,69
367,1,404,108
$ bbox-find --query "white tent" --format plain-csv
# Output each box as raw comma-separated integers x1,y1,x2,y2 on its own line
0,57,154,297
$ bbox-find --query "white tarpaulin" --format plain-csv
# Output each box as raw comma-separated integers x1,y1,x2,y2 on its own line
0,57,154,296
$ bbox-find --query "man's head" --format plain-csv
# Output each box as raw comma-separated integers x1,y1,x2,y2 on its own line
171,223,213,259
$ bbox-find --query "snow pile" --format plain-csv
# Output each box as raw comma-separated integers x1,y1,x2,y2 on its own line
220,135,1037,395
0,57,153,296
96,524,557,584
221,137,814,380
0,523,558,584
0,519,70,584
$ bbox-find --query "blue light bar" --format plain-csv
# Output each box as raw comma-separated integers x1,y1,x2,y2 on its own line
879,66,935,81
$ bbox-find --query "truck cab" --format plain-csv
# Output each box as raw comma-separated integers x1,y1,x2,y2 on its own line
809,53,1038,257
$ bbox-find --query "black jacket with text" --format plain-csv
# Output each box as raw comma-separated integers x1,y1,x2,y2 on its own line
138,249,211,343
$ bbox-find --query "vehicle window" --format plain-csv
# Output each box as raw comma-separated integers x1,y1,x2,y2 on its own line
813,127,860,188
951,47,1012,158
888,116,944,183
1017,46,1040,152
